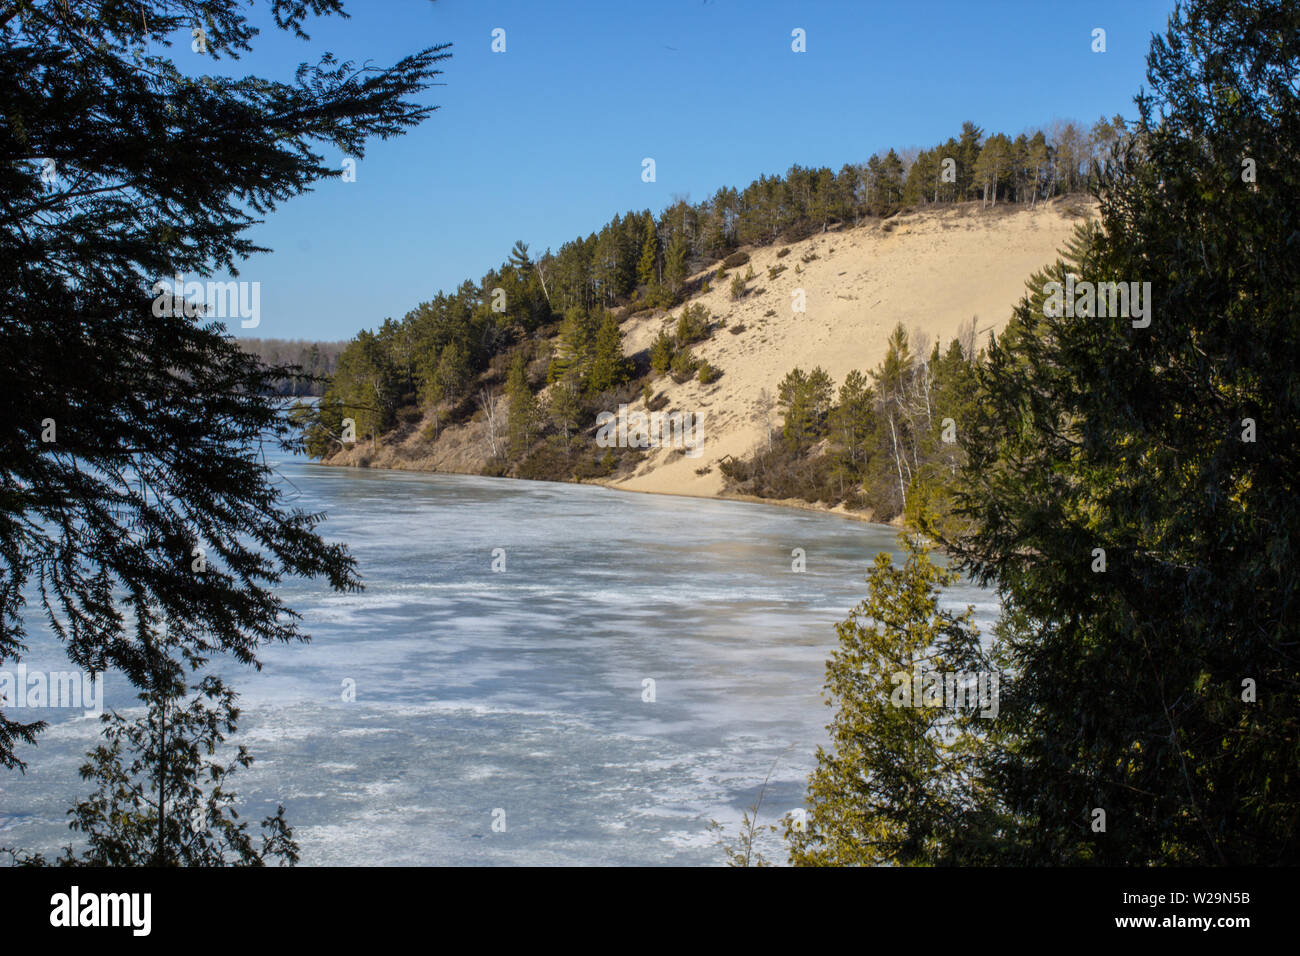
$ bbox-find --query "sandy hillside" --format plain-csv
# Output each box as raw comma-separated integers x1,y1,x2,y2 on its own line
602,197,1095,502
323,197,1096,505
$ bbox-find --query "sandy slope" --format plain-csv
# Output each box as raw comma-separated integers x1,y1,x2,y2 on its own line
602,197,1095,502
323,198,1096,507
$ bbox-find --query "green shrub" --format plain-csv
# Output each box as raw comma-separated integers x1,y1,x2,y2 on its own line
776,247,791,258
670,347,699,382
697,360,720,384
768,264,787,280
649,330,675,374
675,303,710,345
729,274,747,300
722,251,750,269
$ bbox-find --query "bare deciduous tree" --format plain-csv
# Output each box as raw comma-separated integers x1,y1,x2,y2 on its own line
478,387,503,458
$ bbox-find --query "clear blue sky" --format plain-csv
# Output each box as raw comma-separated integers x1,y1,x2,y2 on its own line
187,0,1177,342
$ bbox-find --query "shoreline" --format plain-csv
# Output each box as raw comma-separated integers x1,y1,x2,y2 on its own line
312,456,897,529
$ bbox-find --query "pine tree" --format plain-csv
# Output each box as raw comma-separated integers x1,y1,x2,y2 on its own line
635,214,661,289
331,330,399,449
829,369,874,481
505,353,540,460
778,367,833,448
663,231,689,295
587,313,631,395
649,330,676,376
956,121,985,201
0,1,445,769
547,307,598,387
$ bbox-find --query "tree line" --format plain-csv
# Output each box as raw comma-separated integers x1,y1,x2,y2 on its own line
238,338,347,396
302,116,1119,461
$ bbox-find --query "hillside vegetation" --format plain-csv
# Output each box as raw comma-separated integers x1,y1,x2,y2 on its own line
299,118,1111,523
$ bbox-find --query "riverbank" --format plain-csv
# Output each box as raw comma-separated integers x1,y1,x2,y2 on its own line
317,197,1097,520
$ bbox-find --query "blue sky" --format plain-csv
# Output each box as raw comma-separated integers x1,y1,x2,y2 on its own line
188,0,1177,342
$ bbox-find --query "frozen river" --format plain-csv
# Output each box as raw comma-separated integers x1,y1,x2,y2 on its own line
0,458,998,865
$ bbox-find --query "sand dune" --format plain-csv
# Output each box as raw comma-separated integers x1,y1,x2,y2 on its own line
323,197,1096,511
604,197,1096,503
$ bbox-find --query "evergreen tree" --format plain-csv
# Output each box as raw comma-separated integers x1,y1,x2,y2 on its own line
828,369,874,481
331,330,399,449
778,367,834,448
946,0,1300,864
547,307,598,387
788,539,1000,866
956,121,985,201
505,352,540,459
663,231,689,295
587,312,631,395
974,133,1012,206
433,340,471,404
635,213,660,289
649,330,676,376
0,0,445,765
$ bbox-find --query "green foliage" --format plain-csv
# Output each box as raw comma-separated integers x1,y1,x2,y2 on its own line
788,539,1002,866
777,366,834,448
7,619,298,866
329,330,399,445
0,0,401,768
505,352,540,459
649,330,676,375
547,307,598,387
669,346,699,383
697,360,720,385
721,332,980,518
547,371,584,451
674,303,710,347
664,231,689,293
288,119,1110,460
587,312,633,395
939,0,1300,864
636,214,660,289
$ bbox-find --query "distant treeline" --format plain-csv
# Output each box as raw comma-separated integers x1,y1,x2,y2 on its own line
238,338,347,396
299,117,1123,459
